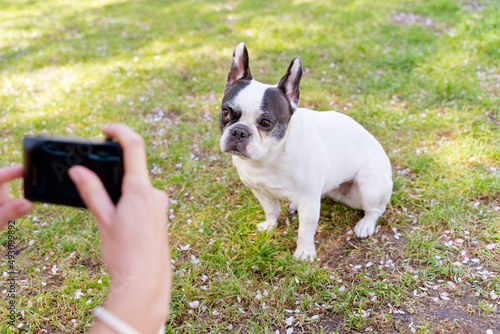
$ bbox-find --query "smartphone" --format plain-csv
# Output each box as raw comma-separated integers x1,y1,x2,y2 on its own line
23,136,124,208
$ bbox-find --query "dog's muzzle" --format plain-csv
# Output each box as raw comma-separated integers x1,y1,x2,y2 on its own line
230,126,251,142
221,125,252,158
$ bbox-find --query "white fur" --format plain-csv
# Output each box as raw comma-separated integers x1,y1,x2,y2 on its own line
229,107,392,261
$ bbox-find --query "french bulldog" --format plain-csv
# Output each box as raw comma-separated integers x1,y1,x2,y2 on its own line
219,43,393,261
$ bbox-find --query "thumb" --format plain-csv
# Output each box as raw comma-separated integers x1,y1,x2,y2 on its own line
68,166,115,226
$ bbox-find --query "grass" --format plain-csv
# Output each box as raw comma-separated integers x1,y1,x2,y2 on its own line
0,0,499,332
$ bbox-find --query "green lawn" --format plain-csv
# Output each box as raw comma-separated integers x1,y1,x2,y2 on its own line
1,0,499,333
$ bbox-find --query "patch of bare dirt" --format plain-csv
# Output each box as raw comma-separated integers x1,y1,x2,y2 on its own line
473,193,500,209
313,202,500,333
378,297,500,333
76,256,103,274
303,315,348,333
477,68,500,96
144,108,181,128
460,0,484,12
391,12,437,28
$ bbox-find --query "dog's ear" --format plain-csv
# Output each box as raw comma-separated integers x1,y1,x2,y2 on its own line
278,56,302,108
226,43,253,90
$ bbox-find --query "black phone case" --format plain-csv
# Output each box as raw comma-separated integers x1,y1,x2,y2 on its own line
23,136,123,208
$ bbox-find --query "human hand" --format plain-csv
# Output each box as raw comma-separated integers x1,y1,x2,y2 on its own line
69,124,171,334
0,166,33,229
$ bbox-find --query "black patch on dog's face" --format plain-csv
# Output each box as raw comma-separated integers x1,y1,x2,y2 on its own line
219,80,252,132
260,87,294,140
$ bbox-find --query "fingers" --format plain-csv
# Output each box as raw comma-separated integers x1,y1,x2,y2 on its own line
0,199,33,230
0,166,32,228
0,165,23,184
68,165,115,226
0,183,14,206
101,124,149,181
0,165,22,204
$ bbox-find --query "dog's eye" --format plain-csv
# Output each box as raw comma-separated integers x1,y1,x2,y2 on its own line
222,109,231,121
259,119,273,128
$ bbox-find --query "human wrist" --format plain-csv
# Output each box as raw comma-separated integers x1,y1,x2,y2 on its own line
109,285,169,310
101,271,170,330
102,291,167,334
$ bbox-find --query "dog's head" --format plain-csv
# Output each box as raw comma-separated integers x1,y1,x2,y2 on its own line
219,43,303,160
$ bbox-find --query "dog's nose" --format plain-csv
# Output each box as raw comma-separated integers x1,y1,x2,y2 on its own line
231,127,250,142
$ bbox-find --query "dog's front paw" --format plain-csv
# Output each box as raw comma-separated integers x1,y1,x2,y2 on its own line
354,218,376,238
293,247,317,261
256,220,278,232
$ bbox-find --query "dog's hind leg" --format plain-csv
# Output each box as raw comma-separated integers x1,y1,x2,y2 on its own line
354,211,383,238
353,163,392,238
